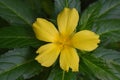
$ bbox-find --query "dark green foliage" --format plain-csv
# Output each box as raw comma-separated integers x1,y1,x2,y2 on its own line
48,66,77,80
0,26,42,48
0,0,120,80
0,0,36,26
0,48,42,80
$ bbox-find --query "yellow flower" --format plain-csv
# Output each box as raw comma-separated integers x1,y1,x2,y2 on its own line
32,8,100,72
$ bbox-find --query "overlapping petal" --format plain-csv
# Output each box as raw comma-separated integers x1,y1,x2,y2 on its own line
35,43,61,67
33,18,59,42
57,8,79,36
71,30,100,51
60,46,79,72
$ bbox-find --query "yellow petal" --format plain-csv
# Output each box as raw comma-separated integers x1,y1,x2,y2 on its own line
57,8,79,36
71,30,100,51
60,47,79,72
35,43,60,67
33,18,59,42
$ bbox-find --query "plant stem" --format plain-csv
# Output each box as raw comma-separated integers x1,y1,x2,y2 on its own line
62,71,65,80
65,0,68,7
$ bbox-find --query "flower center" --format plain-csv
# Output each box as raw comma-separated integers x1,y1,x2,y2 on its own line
55,34,72,49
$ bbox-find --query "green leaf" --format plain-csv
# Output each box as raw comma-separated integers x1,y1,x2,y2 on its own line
25,0,42,17
0,17,9,27
78,2,101,30
16,76,24,80
105,42,120,51
95,20,120,45
93,0,120,44
54,0,81,16
0,0,36,26
93,48,120,65
0,48,42,80
92,47,120,78
81,54,120,80
79,0,120,45
79,59,98,80
0,26,42,48
47,67,77,80
40,0,54,17
80,47,120,80
98,0,120,19
25,0,54,17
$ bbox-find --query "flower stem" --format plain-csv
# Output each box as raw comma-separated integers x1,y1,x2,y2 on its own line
65,0,68,7
62,71,65,80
